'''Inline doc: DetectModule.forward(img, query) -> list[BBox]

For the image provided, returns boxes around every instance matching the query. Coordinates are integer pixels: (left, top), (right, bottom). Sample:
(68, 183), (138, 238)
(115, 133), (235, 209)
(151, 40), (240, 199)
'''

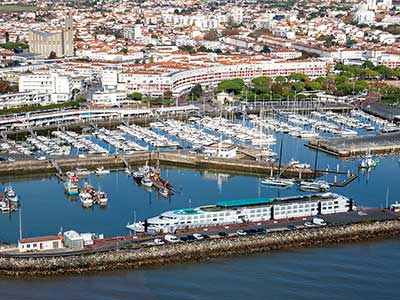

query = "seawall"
(1, 220), (399, 277)
(0, 152), (320, 179)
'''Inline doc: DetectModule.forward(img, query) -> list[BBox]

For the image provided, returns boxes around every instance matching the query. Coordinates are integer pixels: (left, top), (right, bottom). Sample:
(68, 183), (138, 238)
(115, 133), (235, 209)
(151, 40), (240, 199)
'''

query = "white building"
(91, 91), (129, 106)
(229, 7), (244, 24)
(63, 230), (96, 249)
(123, 24), (143, 40)
(18, 235), (64, 253)
(203, 142), (238, 158)
(0, 91), (51, 109)
(19, 72), (73, 103)
(101, 70), (119, 92)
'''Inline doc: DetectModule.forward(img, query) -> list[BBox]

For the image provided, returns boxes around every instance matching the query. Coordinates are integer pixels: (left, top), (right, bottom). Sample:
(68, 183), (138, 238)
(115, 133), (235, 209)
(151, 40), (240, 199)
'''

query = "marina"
(0, 109), (398, 276)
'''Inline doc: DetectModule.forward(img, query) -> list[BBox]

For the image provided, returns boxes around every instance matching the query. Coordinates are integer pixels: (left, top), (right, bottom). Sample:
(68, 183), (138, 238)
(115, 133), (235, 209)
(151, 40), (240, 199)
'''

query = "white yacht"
(299, 180), (330, 192)
(95, 167), (110, 175)
(127, 193), (355, 233)
(261, 178), (294, 188)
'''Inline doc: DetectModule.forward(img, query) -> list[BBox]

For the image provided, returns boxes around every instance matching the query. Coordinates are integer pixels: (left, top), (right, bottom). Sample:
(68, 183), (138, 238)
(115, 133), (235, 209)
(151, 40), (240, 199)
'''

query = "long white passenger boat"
(127, 193), (355, 233)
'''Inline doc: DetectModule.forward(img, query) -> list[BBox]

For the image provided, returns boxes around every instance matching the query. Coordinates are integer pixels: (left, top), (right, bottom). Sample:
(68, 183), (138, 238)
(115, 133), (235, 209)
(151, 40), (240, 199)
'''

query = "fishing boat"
(141, 177), (153, 188)
(261, 178), (294, 188)
(127, 193), (355, 233)
(133, 170), (145, 183)
(95, 167), (110, 175)
(4, 186), (19, 203)
(96, 191), (108, 205)
(66, 171), (79, 182)
(79, 192), (93, 207)
(150, 171), (174, 194)
(133, 164), (155, 183)
(159, 187), (170, 197)
(299, 180), (330, 192)
(64, 180), (79, 195)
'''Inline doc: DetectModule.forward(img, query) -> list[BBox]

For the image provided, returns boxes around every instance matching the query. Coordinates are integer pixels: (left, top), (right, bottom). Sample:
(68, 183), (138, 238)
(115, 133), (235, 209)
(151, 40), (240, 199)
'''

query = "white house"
(18, 235), (64, 253)
(203, 142), (238, 158)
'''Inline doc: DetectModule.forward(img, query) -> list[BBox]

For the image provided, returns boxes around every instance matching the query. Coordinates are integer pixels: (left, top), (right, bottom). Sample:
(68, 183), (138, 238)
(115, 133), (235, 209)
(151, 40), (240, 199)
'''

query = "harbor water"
(1, 114), (400, 299)
(0, 239), (399, 300)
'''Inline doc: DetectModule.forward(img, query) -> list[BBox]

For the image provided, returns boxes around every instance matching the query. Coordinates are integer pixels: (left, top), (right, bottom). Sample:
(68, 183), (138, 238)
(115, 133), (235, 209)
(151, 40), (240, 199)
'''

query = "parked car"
(245, 229), (257, 235)
(193, 233), (204, 240)
(218, 231), (228, 237)
(304, 221), (317, 227)
(154, 238), (165, 245)
(256, 228), (267, 234)
(236, 229), (247, 236)
(165, 234), (180, 243)
(186, 235), (196, 241)
(287, 224), (297, 231)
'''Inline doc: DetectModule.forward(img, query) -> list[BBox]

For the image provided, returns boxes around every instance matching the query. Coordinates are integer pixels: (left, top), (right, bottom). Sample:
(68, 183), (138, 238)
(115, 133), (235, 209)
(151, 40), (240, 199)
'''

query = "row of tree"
(215, 63), (400, 102)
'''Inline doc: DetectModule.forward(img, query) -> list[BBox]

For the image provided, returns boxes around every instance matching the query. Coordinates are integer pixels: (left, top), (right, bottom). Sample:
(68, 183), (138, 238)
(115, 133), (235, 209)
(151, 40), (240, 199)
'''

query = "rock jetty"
(1, 220), (399, 277)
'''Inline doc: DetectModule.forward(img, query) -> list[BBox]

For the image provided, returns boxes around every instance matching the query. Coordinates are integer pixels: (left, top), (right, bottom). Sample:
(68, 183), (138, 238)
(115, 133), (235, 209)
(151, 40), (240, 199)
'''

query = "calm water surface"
(0, 239), (399, 300)
(0, 127), (399, 299)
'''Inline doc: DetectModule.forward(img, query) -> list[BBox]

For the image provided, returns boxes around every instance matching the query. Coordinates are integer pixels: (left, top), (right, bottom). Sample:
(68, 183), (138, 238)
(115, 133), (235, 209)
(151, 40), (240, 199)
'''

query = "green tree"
(362, 61), (374, 69)
(217, 78), (244, 94)
(335, 75), (349, 84)
(129, 92), (142, 100)
(188, 84), (203, 99)
(354, 80), (368, 93)
(292, 82), (305, 92)
(374, 65), (395, 79)
(120, 48), (128, 54)
(307, 81), (321, 91)
(363, 69), (379, 79)
(288, 73), (309, 82)
(274, 76), (286, 83)
(251, 76), (272, 94)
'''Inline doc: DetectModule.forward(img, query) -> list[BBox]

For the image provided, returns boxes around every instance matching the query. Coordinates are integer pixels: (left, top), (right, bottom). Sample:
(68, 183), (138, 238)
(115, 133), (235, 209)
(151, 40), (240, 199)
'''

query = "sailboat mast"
(277, 139), (283, 177)
(313, 143), (319, 179)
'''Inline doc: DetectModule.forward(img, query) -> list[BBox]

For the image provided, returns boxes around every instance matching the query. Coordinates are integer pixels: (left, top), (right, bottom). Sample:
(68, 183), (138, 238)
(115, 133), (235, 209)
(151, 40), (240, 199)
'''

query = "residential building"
(19, 72), (74, 103)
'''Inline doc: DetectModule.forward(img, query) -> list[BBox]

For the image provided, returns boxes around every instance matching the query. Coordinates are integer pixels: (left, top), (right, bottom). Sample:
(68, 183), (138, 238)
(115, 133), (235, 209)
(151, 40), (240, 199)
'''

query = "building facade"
(29, 11), (74, 58)
(19, 72), (74, 103)
(18, 235), (64, 252)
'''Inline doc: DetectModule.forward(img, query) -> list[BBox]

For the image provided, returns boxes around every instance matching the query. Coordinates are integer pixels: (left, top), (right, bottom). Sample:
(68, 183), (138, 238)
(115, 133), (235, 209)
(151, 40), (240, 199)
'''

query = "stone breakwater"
(1, 220), (400, 278)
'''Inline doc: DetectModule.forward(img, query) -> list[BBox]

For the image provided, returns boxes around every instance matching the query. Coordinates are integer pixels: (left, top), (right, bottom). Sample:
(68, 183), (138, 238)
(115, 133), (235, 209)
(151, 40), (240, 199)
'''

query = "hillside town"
(0, 0), (399, 110)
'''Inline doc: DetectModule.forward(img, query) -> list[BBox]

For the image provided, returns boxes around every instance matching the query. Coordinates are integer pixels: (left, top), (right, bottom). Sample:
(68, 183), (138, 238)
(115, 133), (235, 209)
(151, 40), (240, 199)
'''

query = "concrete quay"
(307, 132), (400, 157)
(0, 151), (321, 179)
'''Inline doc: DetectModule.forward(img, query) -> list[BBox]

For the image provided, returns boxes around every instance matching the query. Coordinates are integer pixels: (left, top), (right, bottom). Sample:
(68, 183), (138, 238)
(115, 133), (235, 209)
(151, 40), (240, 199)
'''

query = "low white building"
(18, 235), (64, 253)
(215, 92), (234, 104)
(91, 91), (129, 106)
(19, 72), (73, 103)
(0, 92), (51, 109)
(203, 142), (238, 158)
(63, 230), (96, 249)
